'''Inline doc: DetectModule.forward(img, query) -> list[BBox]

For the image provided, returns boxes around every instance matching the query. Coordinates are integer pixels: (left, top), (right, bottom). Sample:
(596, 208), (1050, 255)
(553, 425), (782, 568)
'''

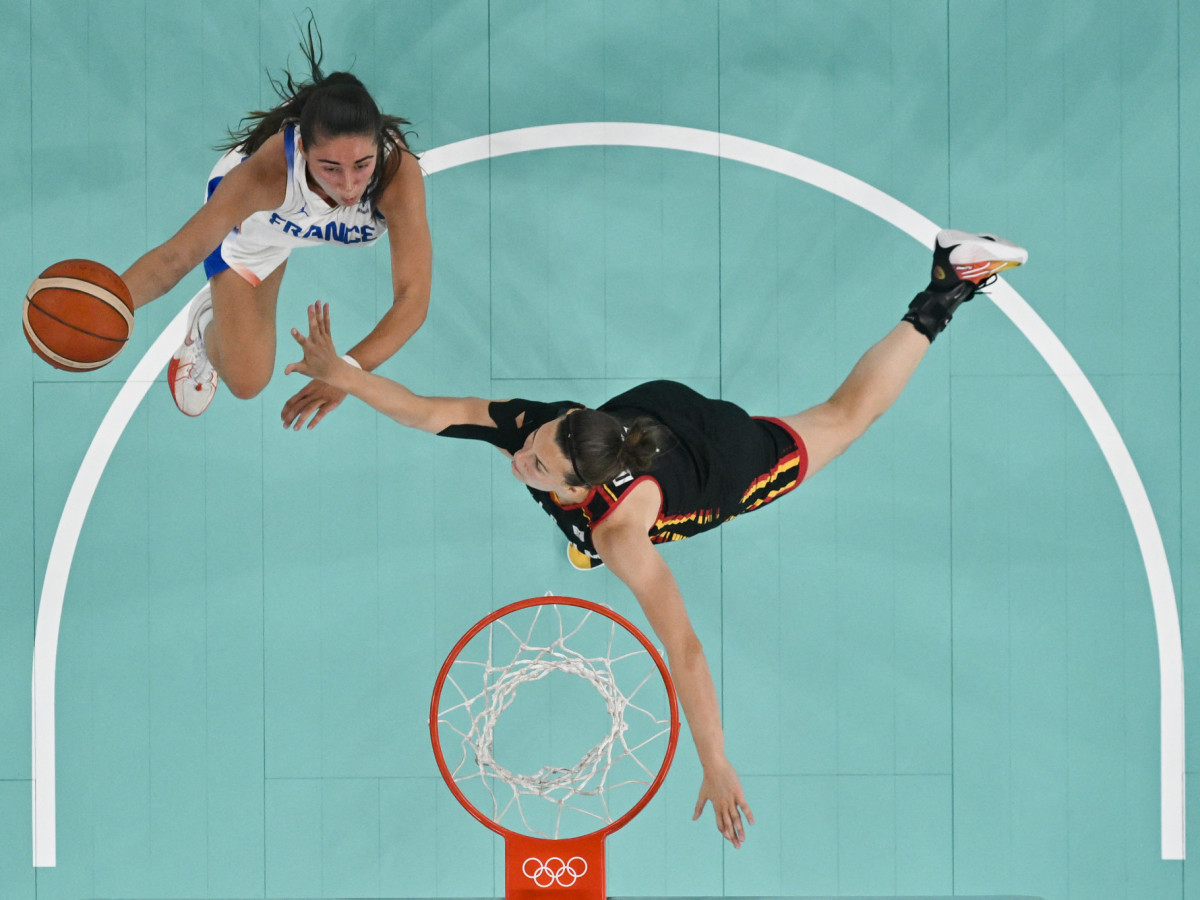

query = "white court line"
(31, 299), (189, 868)
(31, 123), (1184, 865)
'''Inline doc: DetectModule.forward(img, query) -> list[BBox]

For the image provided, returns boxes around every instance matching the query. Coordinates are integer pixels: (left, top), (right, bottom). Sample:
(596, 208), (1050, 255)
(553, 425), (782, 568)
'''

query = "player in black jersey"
(285, 229), (1027, 848)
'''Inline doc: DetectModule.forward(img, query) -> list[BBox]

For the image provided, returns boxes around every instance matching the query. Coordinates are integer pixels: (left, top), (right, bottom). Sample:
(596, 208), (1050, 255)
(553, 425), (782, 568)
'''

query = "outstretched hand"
(285, 302), (340, 382)
(694, 759), (754, 848)
(282, 302), (349, 430)
(281, 378), (348, 430)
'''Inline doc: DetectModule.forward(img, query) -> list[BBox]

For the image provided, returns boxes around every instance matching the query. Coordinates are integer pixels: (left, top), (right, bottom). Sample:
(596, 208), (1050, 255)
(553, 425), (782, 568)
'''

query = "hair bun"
(557, 411), (672, 487)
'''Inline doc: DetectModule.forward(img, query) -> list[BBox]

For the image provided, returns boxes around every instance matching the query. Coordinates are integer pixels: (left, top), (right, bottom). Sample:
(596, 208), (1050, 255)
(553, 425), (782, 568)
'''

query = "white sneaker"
(167, 286), (218, 417)
(905, 229), (1028, 340)
(934, 229), (1028, 286)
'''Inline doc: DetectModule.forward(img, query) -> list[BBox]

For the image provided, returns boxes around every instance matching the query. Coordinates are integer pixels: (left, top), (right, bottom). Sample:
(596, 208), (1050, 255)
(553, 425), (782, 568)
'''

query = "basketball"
(23, 259), (134, 372)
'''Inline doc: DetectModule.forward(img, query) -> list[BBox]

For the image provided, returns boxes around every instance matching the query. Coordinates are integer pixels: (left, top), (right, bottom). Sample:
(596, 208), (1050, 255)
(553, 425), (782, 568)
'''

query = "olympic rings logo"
(522, 855), (588, 887)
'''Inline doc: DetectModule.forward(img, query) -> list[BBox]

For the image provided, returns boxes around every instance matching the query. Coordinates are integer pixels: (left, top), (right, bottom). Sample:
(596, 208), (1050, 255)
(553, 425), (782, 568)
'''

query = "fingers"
(723, 796), (753, 848)
(285, 328), (308, 376)
(283, 350), (307, 378)
(290, 397), (323, 430)
(694, 775), (753, 847)
(724, 816), (744, 849)
(286, 304), (333, 382)
(280, 389), (312, 429)
(280, 401), (302, 429)
(280, 383), (344, 430)
(291, 393), (323, 430)
(305, 393), (344, 429)
(305, 301), (330, 340)
(717, 807), (744, 849)
(697, 790), (753, 848)
(740, 798), (755, 827)
(306, 403), (331, 430)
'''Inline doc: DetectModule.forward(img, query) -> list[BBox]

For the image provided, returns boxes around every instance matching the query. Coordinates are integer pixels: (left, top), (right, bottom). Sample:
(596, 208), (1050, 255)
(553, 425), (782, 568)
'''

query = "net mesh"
(435, 602), (673, 839)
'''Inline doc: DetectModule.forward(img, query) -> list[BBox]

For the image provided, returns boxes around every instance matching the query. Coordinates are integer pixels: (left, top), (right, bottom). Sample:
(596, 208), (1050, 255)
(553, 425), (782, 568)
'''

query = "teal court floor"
(2, 2), (1197, 898)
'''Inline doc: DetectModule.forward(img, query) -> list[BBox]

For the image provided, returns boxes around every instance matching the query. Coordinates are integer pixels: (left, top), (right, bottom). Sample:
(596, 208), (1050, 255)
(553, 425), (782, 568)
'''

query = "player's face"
(511, 417), (578, 493)
(304, 133), (378, 207)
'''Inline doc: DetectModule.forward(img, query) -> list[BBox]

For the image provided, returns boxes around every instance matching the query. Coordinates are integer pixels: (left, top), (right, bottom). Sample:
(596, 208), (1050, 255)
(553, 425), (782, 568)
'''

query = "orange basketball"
(24, 259), (134, 371)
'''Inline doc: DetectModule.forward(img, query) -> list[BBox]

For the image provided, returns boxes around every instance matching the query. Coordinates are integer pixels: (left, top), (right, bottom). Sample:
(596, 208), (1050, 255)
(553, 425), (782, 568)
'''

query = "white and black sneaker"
(904, 229), (1027, 341)
(931, 229), (1027, 288)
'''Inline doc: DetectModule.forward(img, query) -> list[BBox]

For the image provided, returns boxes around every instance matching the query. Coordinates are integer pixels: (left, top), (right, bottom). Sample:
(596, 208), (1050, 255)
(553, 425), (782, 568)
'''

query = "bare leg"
(205, 262), (286, 399)
(783, 229), (1028, 481)
(781, 322), (928, 481)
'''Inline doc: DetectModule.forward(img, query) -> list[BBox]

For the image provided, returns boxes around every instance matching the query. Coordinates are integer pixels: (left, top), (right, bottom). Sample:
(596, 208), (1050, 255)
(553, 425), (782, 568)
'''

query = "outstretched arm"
(285, 301), (491, 433)
(592, 484), (754, 849)
(347, 151), (433, 367)
(281, 152), (433, 428)
(121, 132), (288, 309)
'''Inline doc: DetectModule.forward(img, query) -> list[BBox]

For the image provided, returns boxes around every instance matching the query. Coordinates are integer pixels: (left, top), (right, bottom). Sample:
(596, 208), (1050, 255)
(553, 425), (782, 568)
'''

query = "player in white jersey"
(119, 17), (431, 426)
(202, 123), (389, 285)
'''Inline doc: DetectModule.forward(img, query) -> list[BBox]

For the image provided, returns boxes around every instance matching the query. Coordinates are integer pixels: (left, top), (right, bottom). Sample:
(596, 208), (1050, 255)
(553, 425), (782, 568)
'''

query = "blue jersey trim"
(284, 124), (296, 174)
(203, 246), (230, 280)
(203, 172), (231, 278)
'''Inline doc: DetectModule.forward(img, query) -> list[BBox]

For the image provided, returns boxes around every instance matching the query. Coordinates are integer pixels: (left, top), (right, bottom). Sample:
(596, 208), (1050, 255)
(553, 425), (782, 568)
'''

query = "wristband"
(342, 354), (362, 370)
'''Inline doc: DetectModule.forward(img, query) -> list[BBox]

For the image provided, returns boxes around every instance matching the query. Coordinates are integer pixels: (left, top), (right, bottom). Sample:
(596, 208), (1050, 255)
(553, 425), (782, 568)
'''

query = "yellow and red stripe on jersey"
(739, 447), (804, 513)
(651, 507), (721, 543)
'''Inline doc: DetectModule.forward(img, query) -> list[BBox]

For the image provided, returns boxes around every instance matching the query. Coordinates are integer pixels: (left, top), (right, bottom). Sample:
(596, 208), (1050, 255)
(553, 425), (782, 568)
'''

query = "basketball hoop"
(430, 596), (680, 900)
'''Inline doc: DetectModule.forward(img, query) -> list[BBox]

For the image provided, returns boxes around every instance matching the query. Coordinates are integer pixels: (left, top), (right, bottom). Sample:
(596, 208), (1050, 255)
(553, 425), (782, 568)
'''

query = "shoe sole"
(952, 257), (1024, 284)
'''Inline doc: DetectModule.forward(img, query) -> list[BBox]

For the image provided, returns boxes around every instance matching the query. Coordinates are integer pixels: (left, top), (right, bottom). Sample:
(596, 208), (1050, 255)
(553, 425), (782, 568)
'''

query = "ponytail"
(218, 13), (413, 206)
(555, 410), (673, 488)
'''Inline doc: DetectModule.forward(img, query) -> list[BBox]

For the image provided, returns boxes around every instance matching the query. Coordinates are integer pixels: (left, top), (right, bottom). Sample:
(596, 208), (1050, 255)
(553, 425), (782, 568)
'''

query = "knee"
(208, 340), (273, 399)
(220, 367), (272, 400)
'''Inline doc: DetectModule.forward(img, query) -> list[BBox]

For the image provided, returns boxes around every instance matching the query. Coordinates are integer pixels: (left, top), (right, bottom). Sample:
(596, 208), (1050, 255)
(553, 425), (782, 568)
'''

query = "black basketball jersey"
(438, 380), (806, 564)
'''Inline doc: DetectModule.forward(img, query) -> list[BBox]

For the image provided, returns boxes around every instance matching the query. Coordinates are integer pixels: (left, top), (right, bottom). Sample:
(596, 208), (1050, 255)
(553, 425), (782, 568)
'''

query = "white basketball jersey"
(208, 124), (388, 284)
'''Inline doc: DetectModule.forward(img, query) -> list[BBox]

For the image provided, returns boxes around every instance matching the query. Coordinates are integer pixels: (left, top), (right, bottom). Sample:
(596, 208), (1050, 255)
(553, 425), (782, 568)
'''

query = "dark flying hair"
(218, 12), (413, 207)
(555, 409), (674, 488)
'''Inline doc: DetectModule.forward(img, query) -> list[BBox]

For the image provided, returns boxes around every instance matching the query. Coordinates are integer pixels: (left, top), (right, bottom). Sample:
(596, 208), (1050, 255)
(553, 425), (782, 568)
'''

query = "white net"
(435, 601), (674, 839)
